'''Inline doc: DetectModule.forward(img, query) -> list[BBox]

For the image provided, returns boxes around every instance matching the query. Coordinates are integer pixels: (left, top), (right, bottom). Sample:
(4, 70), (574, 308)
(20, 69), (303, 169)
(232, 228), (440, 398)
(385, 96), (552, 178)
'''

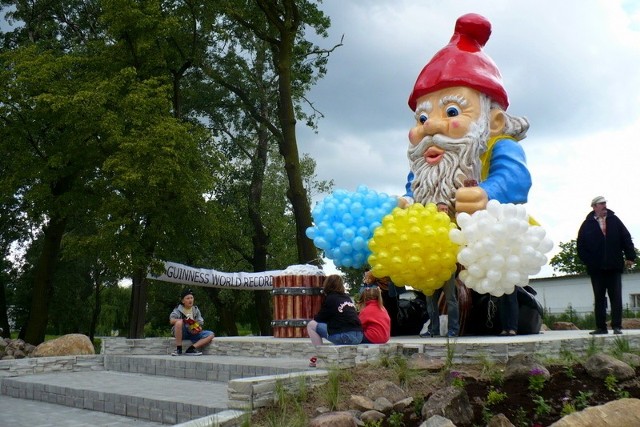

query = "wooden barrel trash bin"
(271, 274), (324, 338)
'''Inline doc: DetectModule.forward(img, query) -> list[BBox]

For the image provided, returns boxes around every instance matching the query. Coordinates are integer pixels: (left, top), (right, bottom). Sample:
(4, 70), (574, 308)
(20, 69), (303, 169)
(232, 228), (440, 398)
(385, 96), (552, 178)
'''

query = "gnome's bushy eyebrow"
(414, 101), (432, 114)
(440, 94), (468, 107)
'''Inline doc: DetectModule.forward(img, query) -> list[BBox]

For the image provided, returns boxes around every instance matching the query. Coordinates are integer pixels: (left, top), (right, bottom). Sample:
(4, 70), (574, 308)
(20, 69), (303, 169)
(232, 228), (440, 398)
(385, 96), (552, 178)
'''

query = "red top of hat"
(408, 13), (509, 111)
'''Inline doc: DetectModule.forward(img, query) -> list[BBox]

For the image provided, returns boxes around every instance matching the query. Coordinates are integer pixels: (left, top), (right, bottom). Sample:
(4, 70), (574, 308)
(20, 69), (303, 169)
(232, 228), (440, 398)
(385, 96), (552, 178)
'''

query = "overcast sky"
(297, 0), (640, 278)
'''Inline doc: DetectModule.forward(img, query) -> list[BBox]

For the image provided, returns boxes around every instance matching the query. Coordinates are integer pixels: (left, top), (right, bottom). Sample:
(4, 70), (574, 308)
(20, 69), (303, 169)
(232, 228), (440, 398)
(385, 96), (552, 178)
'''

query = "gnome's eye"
(445, 106), (460, 117)
(418, 113), (428, 124)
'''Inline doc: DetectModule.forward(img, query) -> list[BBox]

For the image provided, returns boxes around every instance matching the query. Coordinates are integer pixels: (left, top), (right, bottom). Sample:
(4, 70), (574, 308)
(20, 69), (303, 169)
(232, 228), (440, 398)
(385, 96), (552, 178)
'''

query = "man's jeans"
(425, 274), (459, 336)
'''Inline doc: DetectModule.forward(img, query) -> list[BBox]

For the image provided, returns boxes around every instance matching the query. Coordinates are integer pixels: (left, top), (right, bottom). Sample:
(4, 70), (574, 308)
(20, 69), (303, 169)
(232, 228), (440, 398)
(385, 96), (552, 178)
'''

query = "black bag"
(465, 287), (543, 336)
(394, 291), (428, 335)
(516, 286), (543, 334)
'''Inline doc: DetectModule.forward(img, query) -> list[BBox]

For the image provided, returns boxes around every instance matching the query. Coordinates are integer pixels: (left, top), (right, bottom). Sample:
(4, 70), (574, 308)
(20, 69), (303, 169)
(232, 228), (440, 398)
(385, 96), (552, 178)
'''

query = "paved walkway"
(0, 354), (311, 426)
(0, 394), (164, 427)
(5, 370), (230, 408)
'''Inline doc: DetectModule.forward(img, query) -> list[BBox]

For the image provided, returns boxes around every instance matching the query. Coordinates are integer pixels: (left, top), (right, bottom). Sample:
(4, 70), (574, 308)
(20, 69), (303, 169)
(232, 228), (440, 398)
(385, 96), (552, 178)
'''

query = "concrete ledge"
(174, 410), (247, 427)
(228, 370), (329, 410)
(100, 337), (406, 368)
(100, 332), (640, 366)
(0, 355), (104, 378)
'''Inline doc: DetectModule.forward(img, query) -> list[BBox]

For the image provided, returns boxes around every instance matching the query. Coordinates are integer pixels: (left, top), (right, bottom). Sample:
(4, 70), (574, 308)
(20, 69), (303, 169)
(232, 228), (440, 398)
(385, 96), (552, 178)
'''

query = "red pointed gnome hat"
(408, 13), (508, 111)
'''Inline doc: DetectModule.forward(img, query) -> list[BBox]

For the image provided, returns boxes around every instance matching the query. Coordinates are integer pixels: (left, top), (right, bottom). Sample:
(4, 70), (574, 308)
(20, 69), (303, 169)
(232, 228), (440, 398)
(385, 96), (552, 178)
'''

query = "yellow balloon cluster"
(368, 203), (459, 295)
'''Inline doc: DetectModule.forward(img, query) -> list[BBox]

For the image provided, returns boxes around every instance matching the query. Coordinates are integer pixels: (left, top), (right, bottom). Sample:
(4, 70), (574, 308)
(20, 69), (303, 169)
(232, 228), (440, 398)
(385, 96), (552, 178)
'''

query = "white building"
(529, 271), (640, 316)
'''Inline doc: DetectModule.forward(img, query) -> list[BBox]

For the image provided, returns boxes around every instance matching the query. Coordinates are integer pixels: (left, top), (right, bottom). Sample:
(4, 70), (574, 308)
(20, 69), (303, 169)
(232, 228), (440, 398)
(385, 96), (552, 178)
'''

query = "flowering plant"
(528, 368), (547, 393)
(450, 371), (465, 389)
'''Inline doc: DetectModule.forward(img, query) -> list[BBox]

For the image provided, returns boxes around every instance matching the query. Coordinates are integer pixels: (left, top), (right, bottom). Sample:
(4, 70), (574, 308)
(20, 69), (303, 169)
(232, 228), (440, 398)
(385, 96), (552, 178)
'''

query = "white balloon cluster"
(449, 199), (554, 297)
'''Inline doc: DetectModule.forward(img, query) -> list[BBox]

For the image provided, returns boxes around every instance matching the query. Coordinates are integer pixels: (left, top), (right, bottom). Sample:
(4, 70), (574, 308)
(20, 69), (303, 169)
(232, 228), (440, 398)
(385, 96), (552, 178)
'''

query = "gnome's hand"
(397, 196), (412, 209)
(455, 186), (488, 215)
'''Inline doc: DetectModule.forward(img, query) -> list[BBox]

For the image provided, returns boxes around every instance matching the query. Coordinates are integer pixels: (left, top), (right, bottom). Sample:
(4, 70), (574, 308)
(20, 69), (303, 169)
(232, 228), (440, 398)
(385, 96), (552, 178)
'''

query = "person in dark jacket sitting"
(307, 275), (363, 367)
(577, 196), (636, 335)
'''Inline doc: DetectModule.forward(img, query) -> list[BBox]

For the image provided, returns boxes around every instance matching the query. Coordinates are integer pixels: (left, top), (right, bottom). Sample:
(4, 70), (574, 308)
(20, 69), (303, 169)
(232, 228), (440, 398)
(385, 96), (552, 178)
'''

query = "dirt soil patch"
(250, 362), (640, 426)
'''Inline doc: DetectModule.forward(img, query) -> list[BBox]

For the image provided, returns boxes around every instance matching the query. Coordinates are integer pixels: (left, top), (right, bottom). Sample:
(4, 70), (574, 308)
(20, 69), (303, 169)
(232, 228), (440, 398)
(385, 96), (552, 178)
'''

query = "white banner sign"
(147, 261), (283, 290)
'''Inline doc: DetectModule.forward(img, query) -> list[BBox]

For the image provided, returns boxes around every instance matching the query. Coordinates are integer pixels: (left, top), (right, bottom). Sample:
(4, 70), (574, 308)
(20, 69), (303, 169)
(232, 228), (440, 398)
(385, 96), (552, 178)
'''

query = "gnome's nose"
(423, 117), (446, 135)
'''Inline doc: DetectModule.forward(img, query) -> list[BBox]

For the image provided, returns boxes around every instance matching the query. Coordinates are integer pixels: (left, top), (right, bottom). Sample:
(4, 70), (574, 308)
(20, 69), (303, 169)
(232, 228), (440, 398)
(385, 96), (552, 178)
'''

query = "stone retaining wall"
(100, 335), (640, 366)
(100, 337), (403, 368)
(0, 355), (104, 378)
(228, 370), (329, 410)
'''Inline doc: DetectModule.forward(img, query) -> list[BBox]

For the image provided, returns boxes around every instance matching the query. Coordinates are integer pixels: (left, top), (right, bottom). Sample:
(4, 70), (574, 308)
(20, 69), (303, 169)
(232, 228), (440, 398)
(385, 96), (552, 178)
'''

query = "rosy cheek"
(451, 120), (460, 129)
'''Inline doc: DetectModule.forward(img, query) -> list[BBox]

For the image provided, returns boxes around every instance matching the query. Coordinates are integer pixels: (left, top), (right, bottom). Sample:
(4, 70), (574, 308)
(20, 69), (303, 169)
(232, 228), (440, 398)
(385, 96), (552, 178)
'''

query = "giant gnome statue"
(401, 13), (532, 215)
(397, 13), (544, 337)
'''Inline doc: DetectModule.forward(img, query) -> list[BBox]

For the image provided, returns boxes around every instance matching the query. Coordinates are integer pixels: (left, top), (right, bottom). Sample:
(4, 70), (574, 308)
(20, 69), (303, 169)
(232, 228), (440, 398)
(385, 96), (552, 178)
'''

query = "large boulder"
(33, 334), (95, 357)
(621, 318), (640, 329)
(487, 413), (515, 427)
(504, 353), (550, 381)
(421, 415), (457, 427)
(364, 380), (408, 404)
(309, 411), (357, 427)
(584, 353), (635, 381)
(421, 386), (474, 425)
(552, 321), (579, 330)
(549, 398), (640, 427)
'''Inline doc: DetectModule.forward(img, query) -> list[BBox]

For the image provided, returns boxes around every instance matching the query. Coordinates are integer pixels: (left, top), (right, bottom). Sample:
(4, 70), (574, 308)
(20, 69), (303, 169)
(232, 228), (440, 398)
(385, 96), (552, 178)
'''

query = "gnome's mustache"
(408, 133), (473, 162)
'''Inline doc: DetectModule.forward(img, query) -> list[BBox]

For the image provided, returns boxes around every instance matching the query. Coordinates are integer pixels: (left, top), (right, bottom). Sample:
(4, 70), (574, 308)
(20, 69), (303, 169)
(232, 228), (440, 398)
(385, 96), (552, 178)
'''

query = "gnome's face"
(407, 86), (489, 210)
(409, 86), (483, 147)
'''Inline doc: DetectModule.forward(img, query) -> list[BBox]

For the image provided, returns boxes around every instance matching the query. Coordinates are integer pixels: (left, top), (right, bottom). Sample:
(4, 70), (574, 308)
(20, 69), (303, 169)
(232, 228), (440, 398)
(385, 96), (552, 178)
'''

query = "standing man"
(577, 196), (636, 335)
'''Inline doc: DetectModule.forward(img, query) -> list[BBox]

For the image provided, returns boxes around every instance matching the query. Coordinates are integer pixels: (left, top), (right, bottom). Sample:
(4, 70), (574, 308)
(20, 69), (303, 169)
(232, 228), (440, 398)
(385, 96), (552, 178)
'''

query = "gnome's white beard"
(408, 121), (488, 211)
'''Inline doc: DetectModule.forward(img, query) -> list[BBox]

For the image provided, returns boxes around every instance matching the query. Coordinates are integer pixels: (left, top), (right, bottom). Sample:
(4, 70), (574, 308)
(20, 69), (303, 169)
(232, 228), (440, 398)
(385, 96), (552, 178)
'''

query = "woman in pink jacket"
(359, 286), (391, 344)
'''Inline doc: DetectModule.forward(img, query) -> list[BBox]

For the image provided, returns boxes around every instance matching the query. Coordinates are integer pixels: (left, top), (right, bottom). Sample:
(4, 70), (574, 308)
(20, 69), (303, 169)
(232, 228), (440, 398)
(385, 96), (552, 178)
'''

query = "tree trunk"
(206, 288), (239, 336)
(248, 55), (273, 335)
(24, 215), (67, 345)
(127, 270), (148, 338)
(274, 31), (318, 266)
(253, 290), (272, 336)
(0, 281), (11, 338)
(89, 275), (102, 342)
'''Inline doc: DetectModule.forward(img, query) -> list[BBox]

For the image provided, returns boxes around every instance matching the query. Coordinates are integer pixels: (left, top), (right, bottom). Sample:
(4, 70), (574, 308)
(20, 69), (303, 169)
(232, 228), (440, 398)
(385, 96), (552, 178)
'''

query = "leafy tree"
(0, 1), (219, 342)
(0, 42), (115, 344)
(1, 0), (339, 341)
(97, 0), (222, 338)
(180, 1), (336, 333)
(549, 240), (587, 275)
(49, 214), (122, 341)
(550, 240), (640, 275)
(211, 0), (339, 265)
(96, 285), (131, 336)
(0, 157), (23, 337)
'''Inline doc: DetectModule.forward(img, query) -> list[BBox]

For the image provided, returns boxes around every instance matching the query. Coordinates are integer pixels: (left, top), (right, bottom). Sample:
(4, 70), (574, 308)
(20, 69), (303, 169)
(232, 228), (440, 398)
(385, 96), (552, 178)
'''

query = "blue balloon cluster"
(306, 185), (398, 268)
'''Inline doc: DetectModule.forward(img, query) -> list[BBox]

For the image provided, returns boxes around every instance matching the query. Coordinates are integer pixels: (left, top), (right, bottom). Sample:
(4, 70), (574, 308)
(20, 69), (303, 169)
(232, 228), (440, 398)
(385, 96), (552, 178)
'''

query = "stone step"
(102, 336), (319, 360)
(1, 369), (228, 425)
(104, 354), (314, 381)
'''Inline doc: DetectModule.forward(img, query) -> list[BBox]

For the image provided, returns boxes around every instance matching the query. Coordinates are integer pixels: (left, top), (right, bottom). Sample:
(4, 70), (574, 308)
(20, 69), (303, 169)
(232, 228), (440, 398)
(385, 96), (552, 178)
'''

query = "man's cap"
(408, 13), (508, 111)
(180, 288), (194, 299)
(591, 196), (607, 206)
